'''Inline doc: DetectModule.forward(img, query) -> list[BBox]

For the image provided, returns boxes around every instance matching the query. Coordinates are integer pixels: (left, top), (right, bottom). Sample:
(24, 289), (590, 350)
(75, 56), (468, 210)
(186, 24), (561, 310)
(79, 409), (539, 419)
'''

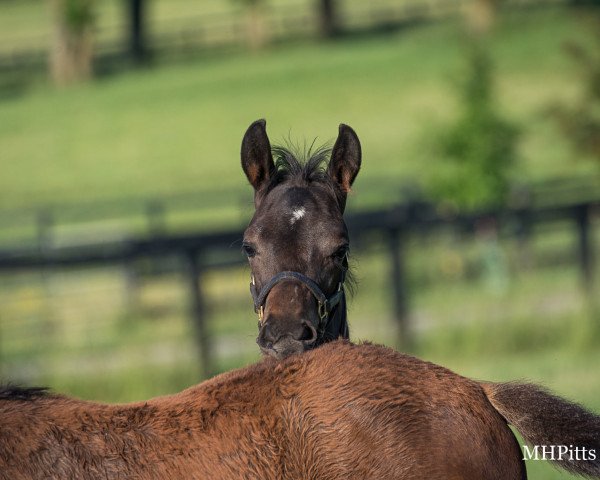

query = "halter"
(250, 269), (348, 339)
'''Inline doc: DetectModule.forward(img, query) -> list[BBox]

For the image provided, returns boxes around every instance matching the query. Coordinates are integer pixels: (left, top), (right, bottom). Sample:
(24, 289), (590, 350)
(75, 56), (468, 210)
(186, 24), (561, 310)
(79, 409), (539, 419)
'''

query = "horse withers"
(1, 341), (599, 479)
(241, 120), (360, 359)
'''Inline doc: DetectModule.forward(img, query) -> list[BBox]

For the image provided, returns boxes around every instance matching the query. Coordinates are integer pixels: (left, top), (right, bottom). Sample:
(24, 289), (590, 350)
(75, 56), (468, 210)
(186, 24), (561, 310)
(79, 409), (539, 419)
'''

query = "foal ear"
(328, 124), (362, 196)
(241, 119), (275, 193)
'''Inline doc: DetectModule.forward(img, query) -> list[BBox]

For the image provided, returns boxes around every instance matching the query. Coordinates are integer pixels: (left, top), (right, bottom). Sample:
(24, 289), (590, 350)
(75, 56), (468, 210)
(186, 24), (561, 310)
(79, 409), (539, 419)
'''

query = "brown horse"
(241, 120), (360, 359)
(1, 341), (599, 479)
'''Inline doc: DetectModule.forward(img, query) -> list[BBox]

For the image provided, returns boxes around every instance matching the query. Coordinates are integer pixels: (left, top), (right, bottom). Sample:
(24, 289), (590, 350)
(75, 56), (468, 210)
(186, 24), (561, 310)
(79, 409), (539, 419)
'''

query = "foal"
(1, 341), (599, 479)
(241, 120), (360, 359)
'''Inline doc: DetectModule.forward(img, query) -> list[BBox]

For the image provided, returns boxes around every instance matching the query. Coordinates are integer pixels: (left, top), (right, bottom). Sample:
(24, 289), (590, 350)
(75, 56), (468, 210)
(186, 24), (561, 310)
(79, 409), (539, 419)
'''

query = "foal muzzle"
(250, 271), (345, 336)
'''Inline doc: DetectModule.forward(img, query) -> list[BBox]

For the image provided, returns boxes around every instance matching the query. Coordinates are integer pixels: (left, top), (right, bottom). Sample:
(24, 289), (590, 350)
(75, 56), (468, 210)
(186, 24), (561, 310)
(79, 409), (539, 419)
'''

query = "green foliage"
(430, 45), (519, 211)
(551, 19), (600, 164)
(63, 0), (95, 32)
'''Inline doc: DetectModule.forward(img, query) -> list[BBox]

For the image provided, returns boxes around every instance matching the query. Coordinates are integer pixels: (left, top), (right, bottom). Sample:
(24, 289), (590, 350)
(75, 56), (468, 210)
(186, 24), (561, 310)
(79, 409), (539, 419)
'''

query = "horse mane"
(0, 384), (51, 401)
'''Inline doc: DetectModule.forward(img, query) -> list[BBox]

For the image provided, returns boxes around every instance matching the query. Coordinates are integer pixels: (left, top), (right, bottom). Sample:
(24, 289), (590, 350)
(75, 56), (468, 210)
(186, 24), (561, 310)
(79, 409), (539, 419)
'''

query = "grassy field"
(1, 6), (599, 213)
(1, 5), (600, 479)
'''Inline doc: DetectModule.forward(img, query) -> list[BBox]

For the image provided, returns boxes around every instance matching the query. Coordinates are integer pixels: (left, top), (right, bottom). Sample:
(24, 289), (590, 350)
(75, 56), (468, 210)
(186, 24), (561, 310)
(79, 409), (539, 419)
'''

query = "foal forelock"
(259, 144), (344, 207)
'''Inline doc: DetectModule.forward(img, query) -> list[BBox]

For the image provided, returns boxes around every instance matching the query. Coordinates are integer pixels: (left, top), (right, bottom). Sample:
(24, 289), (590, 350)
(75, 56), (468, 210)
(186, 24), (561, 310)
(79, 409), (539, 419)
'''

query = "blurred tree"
(50, 0), (95, 86)
(551, 23), (600, 166)
(318, 0), (339, 38)
(235, 0), (269, 51)
(431, 3), (518, 294)
(428, 0), (517, 211)
(550, 18), (600, 339)
(464, 0), (499, 37)
(429, 45), (519, 211)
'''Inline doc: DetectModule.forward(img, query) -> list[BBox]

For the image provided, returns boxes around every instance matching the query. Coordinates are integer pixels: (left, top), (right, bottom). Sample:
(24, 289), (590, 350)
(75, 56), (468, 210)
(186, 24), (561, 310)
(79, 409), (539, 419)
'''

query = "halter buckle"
(318, 301), (328, 321)
(258, 305), (264, 324)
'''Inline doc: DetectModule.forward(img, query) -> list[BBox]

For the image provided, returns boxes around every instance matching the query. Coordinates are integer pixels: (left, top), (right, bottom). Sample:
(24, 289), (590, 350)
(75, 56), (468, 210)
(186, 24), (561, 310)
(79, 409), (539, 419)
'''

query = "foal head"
(241, 120), (361, 359)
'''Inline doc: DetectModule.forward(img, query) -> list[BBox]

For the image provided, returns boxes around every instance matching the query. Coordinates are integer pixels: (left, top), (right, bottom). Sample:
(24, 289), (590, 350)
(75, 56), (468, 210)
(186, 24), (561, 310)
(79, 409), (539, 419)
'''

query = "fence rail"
(1, 196), (597, 376)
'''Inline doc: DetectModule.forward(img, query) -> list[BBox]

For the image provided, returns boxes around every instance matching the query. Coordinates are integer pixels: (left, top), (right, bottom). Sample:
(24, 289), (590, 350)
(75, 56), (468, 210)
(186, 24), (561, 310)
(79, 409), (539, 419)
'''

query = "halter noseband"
(250, 270), (346, 335)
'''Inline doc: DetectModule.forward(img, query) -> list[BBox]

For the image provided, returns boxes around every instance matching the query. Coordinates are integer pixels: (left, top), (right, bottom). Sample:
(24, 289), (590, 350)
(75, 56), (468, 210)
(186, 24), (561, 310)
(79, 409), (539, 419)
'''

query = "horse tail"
(481, 381), (600, 478)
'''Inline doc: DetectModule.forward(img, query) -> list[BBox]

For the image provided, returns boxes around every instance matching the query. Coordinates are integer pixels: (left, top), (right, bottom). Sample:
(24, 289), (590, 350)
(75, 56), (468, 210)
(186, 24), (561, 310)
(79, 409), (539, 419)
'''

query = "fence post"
(513, 187), (533, 272)
(185, 249), (211, 379)
(129, 0), (148, 64)
(36, 209), (54, 252)
(388, 227), (411, 351)
(575, 203), (595, 293)
(319, 0), (339, 38)
(146, 200), (166, 236)
(36, 209), (55, 325)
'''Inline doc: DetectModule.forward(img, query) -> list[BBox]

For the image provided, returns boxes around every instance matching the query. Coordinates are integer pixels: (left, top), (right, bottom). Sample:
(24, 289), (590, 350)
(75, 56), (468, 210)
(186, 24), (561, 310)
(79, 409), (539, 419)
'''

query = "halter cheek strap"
(250, 271), (346, 335)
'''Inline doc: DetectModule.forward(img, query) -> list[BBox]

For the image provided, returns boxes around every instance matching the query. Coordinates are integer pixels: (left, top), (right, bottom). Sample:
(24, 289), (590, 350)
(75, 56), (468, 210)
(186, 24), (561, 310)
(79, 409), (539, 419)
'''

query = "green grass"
(1, 6), (599, 215)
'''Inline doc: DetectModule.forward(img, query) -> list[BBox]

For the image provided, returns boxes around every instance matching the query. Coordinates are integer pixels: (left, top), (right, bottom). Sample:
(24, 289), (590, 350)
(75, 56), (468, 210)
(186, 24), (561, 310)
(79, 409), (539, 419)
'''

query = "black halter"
(250, 270), (349, 341)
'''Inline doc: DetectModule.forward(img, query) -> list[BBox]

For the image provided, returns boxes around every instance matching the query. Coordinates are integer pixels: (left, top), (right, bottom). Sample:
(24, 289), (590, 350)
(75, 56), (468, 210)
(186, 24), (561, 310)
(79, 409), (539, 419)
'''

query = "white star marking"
(290, 207), (306, 225)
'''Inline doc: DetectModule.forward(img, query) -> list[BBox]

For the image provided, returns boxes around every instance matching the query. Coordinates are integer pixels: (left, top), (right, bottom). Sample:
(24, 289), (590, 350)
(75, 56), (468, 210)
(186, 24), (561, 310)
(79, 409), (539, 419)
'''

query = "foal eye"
(332, 245), (349, 262)
(242, 243), (257, 258)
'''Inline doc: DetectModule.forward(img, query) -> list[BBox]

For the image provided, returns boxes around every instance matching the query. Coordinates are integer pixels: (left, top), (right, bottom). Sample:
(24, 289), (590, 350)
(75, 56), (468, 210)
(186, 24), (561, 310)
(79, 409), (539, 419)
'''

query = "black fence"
(1, 195), (597, 377)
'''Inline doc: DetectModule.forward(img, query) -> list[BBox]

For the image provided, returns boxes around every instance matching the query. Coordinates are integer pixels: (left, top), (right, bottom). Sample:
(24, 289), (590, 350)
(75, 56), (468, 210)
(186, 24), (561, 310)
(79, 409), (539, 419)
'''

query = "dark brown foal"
(241, 120), (359, 358)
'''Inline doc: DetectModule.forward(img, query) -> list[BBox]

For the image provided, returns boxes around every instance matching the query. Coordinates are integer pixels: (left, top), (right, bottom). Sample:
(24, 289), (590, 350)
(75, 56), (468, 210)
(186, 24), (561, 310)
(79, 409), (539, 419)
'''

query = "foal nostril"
(257, 323), (277, 349)
(257, 319), (317, 352)
(299, 322), (317, 344)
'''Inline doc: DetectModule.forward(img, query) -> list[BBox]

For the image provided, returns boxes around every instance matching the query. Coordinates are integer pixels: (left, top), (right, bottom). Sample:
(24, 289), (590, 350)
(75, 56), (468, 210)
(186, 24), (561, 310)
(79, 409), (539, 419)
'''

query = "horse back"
(283, 342), (526, 480)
